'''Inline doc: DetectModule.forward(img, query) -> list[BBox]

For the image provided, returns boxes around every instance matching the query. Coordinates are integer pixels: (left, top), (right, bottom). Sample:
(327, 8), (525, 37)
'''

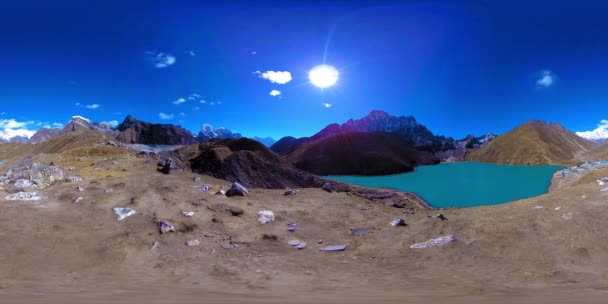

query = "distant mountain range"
(270, 110), (496, 174)
(23, 115), (276, 147)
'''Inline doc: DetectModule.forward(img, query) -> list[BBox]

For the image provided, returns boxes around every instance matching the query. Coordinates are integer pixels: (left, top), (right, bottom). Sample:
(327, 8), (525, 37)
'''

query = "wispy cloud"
(1, 112), (5, 115)
(51, 122), (64, 128)
(86, 104), (100, 109)
(159, 112), (174, 120)
(75, 102), (81, 107)
(576, 119), (608, 141)
(199, 99), (206, 104)
(269, 90), (281, 97)
(0, 118), (36, 140)
(322, 103), (333, 108)
(186, 50), (196, 57)
(536, 70), (556, 88)
(255, 70), (292, 84)
(146, 51), (176, 68)
(173, 98), (186, 105)
(187, 93), (201, 101)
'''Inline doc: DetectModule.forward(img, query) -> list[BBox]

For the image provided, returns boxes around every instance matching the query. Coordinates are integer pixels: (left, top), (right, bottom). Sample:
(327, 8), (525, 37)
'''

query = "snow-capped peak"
(576, 120), (608, 141)
(71, 115), (91, 123)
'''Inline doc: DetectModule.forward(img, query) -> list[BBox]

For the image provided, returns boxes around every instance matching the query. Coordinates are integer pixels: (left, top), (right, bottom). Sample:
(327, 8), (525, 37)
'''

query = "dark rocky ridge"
(286, 131), (440, 175)
(186, 138), (329, 189)
(116, 115), (196, 145)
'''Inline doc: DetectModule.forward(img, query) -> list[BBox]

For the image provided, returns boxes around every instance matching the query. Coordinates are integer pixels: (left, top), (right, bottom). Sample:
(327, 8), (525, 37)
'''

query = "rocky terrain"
(285, 132), (439, 175)
(2, 131), (608, 303)
(271, 110), (494, 174)
(115, 115), (197, 145)
(467, 120), (596, 165)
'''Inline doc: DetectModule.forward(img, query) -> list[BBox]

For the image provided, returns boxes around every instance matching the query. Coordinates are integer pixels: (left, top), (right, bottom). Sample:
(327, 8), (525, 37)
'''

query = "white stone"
(5, 191), (41, 201)
(410, 235), (457, 249)
(113, 207), (136, 221)
(257, 210), (275, 224)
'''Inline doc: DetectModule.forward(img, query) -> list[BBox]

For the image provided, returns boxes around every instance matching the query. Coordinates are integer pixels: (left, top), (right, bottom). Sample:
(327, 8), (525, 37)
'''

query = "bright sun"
(309, 64), (339, 88)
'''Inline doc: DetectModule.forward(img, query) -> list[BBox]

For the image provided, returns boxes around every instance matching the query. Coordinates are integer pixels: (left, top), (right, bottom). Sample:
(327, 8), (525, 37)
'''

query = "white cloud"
(0, 119), (36, 140)
(322, 103), (333, 108)
(256, 70), (292, 84)
(251, 51), (257, 55)
(199, 99), (206, 104)
(101, 120), (119, 127)
(217, 101), (222, 105)
(269, 90), (281, 96)
(159, 112), (174, 120)
(75, 102), (81, 107)
(187, 93), (201, 101)
(147, 51), (176, 68)
(51, 122), (64, 128)
(86, 104), (100, 109)
(210, 102), (215, 106)
(536, 70), (556, 88)
(576, 119), (608, 141)
(173, 98), (186, 105)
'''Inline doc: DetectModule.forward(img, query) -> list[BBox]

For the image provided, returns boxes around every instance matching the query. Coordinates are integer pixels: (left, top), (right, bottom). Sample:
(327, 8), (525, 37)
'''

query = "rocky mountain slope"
(271, 110), (448, 156)
(116, 115), (196, 145)
(466, 120), (595, 165)
(285, 132), (439, 175)
(183, 138), (330, 189)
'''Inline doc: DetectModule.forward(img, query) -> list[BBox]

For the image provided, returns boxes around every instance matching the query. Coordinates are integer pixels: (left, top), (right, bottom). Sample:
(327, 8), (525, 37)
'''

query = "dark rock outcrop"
(188, 138), (328, 189)
(116, 115), (196, 145)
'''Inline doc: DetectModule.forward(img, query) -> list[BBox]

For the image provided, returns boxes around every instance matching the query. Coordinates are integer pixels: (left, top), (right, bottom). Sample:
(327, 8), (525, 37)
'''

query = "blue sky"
(1, 0), (608, 141)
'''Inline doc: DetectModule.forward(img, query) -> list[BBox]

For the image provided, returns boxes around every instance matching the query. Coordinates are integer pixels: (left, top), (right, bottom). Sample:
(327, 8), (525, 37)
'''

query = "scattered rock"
(66, 176), (83, 183)
(262, 234), (278, 241)
(104, 188), (114, 193)
(193, 177), (201, 182)
(159, 221), (176, 233)
(562, 213), (573, 220)
(149, 241), (159, 251)
(31, 179), (44, 187)
(410, 235), (456, 249)
(351, 226), (374, 235)
(555, 206), (562, 211)
(288, 240), (301, 246)
(322, 182), (333, 193)
(390, 202), (405, 208)
(601, 187), (608, 192)
(226, 182), (248, 197)
(14, 179), (34, 188)
(113, 207), (136, 221)
(391, 218), (406, 226)
(111, 161), (119, 165)
(295, 242), (306, 250)
(288, 222), (297, 232)
(181, 211), (195, 217)
(185, 239), (200, 247)
(434, 213), (448, 221)
(77, 186), (85, 192)
(284, 190), (298, 196)
(197, 184), (211, 192)
(106, 141), (118, 147)
(320, 245), (347, 252)
(257, 210), (275, 224)
(73, 196), (84, 204)
(158, 159), (173, 175)
(4, 191), (41, 201)
(215, 189), (226, 196)
(534, 206), (544, 209)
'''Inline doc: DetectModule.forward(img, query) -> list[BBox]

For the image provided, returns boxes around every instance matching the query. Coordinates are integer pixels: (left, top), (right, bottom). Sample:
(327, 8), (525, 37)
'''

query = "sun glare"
(309, 64), (339, 88)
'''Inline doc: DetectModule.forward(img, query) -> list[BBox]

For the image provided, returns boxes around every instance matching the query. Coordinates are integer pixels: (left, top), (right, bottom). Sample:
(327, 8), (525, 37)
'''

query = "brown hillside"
(285, 131), (439, 176)
(466, 120), (595, 165)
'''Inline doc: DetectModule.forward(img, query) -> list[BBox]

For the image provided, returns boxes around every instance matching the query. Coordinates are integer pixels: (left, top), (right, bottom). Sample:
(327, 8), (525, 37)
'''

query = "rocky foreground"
(2, 137), (608, 303)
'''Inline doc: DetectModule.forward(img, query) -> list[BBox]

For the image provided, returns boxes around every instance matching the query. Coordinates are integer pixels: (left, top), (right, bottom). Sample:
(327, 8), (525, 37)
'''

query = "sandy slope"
(2, 144), (608, 303)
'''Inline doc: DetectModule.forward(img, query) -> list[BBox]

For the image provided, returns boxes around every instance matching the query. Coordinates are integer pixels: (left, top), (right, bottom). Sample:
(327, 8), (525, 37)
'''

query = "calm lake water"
(326, 162), (563, 208)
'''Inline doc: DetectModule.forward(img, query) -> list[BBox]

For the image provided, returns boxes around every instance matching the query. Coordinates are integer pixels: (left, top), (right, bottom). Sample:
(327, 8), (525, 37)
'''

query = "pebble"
(185, 239), (200, 247)
(73, 196), (84, 204)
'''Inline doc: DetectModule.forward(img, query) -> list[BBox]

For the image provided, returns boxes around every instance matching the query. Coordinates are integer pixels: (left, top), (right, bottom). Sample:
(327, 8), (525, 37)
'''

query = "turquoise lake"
(326, 162), (563, 208)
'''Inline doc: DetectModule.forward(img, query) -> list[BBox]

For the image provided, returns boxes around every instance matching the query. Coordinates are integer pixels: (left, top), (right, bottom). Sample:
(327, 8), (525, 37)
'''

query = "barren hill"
(466, 120), (595, 165)
(285, 132), (439, 175)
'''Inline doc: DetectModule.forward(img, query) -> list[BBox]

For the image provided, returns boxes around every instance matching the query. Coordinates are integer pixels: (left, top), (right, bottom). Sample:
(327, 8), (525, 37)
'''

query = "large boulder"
(226, 182), (248, 197)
